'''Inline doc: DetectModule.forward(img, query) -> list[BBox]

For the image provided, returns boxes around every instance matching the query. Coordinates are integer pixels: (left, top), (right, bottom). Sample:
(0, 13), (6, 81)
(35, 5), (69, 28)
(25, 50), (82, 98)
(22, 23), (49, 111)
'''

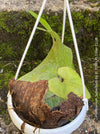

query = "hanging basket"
(7, 91), (88, 134)
(7, 0), (89, 133)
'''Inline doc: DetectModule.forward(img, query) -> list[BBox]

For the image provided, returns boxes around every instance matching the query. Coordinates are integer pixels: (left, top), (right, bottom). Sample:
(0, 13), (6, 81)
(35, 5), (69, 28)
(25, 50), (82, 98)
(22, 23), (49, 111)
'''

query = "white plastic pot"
(7, 91), (88, 134)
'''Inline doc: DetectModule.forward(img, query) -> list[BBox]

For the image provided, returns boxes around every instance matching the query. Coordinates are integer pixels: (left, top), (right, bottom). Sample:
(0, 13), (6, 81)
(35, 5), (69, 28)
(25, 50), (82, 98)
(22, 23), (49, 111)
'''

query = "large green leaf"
(18, 11), (90, 104)
(48, 67), (91, 99)
(19, 38), (73, 82)
(19, 12), (74, 82)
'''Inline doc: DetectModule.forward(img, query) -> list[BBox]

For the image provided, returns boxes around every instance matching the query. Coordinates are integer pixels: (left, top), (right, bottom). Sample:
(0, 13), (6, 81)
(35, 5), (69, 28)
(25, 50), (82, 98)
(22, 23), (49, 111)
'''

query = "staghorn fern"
(18, 11), (91, 108)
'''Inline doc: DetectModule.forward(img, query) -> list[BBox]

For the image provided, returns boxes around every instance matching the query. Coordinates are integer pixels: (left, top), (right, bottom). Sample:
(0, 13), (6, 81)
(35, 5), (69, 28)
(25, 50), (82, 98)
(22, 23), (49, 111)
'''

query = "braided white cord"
(15, 0), (47, 80)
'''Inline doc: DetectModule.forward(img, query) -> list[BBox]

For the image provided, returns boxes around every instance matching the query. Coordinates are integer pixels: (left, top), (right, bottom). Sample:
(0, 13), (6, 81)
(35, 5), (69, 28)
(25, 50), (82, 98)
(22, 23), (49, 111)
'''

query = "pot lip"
(7, 91), (88, 134)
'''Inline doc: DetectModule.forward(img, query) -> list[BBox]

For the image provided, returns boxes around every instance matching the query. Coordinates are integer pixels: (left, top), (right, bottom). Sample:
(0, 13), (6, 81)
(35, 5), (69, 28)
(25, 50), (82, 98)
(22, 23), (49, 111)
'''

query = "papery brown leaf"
(8, 79), (83, 129)
(8, 78), (49, 126)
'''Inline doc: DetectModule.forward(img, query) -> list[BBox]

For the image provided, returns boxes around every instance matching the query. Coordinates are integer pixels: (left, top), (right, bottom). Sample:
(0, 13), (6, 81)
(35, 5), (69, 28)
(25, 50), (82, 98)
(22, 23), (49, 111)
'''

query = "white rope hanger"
(62, 0), (67, 43)
(65, 0), (86, 100)
(62, 0), (88, 107)
(15, 0), (88, 106)
(15, 0), (47, 80)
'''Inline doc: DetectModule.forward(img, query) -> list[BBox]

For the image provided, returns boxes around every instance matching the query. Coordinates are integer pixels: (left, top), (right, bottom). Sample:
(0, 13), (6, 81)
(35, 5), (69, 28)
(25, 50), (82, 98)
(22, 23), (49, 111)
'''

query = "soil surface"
(0, 0), (99, 12)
